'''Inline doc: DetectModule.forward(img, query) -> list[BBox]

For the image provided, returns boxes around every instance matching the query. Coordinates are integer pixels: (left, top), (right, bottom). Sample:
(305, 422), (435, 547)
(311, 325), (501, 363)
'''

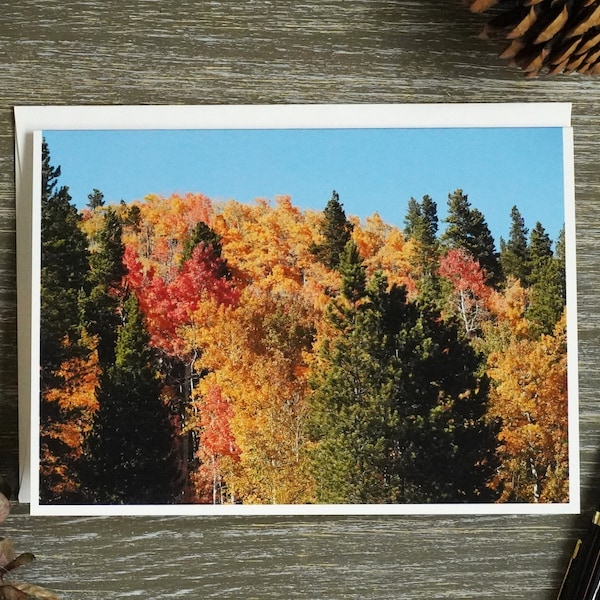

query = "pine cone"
(468, 0), (600, 75)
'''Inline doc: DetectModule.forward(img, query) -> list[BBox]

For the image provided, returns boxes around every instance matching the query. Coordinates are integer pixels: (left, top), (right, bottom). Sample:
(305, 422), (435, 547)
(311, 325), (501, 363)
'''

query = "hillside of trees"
(39, 140), (568, 506)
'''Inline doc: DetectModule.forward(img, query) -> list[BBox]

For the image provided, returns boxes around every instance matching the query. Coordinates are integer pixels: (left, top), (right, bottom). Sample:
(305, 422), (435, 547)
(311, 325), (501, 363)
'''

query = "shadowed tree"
(40, 139), (90, 381)
(82, 206), (126, 367)
(308, 245), (499, 503)
(82, 292), (180, 504)
(39, 140), (92, 502)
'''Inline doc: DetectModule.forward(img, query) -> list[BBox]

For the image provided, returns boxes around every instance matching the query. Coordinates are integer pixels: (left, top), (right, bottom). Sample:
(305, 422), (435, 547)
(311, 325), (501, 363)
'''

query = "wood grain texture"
(1, 1), (599, 598)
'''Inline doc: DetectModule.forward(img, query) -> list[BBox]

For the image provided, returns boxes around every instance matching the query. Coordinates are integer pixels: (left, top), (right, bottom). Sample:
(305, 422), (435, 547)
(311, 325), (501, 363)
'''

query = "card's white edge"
(563, 126), (580, 514)
(13, 103), (572, 132)
(29, 501), (578, 518)
(28, 132), (42, 508)
(15, 122), (32, 503)
(15, 103), (578, 516)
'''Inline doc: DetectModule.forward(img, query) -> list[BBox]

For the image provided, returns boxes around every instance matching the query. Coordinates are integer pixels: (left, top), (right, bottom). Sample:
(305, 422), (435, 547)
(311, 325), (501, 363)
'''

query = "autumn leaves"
(39, 148), (568, 505)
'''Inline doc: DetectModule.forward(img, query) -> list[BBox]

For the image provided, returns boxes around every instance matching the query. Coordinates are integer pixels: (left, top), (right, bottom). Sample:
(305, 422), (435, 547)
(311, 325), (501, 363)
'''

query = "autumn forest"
(39, 139), (568, 506)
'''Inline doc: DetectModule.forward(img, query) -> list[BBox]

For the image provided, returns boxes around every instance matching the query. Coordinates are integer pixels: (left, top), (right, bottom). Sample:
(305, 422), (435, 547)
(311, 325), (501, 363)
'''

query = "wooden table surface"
(1, 2), (600, 598)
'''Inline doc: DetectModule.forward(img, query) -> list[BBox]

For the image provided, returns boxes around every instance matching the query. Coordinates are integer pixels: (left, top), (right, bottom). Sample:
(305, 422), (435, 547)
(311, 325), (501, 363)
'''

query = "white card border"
(14, 103), (578, 516)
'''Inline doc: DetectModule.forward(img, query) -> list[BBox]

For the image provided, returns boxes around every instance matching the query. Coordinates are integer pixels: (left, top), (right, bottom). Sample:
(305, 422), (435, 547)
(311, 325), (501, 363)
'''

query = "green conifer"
(308, 259), (499, 503)
(403, 195), (442, 307)
(527, 223), (565, 335)
(82, 292), (180, 504)
(40, 140), (90, 379)
(442, 189), (500, 285)
(311, 190), (354, 270)
(499, 205), (530, 284)
(82, 206), (126, 367)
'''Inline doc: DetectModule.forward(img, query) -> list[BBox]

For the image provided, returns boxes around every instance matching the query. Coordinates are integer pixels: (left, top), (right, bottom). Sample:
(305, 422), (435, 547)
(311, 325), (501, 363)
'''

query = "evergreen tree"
(308, 257), (499, 503)
(39, 140), (92, 502)
(82, 292), (180, 504)
(404, 194), (438, 246)
(403, 195), (442, 306)
(527, 223), (565, 335)
(86, 188), (105, 210)
(311, 190), (354, 270)
(182, 221), (222, 261)
(338, 239), (366, 307)
(82, 206), (127, 367)
(442, 189), (501, 285)
(42, 139), (61, 200)
(180, 220), (230, 279)
(528, 221), (553, 271)
(40, 140), (90, 380)
(499, 205), (530, 284)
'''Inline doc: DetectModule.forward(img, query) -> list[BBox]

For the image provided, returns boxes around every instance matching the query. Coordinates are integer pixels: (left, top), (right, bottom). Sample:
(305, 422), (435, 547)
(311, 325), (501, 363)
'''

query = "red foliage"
(123, 243), (239, 356)
(192, 383), (240, 503)
(438, 248), (492, 335)
(438, 248), (490, 297)
(196, 383), (240, 461)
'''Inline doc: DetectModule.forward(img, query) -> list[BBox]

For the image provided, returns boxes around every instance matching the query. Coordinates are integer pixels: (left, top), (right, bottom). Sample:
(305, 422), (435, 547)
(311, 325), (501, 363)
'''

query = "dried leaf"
(0, 585), (29, 600)
(3, 554), (35, 574)
(9, 583), (60, 600)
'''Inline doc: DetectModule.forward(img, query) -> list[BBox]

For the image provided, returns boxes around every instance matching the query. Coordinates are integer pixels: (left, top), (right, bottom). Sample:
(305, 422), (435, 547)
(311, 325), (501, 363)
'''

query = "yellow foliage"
(487, 313), (568, 502)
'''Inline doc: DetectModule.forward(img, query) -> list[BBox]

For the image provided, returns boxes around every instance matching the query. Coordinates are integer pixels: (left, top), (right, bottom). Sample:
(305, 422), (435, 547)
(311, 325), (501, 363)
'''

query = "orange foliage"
(487, 313), (568, 503)
(212, 196), (318, 293)
(353, 213), (414, 292)
(188, 287), (315, 504)
(41, 336), (101, 495)
(487, 277), (532, 339)
(123, 192), (214, 276)
(46, 190), (569, 506)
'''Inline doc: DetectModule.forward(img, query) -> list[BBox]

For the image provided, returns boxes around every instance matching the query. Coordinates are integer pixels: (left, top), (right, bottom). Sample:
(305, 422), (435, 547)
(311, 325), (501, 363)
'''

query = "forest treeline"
(39, 140), (568, 506)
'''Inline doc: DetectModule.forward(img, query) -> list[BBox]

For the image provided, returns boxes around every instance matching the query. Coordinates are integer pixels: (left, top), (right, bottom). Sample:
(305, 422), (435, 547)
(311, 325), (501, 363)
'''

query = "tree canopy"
(39, 142), (569, 507)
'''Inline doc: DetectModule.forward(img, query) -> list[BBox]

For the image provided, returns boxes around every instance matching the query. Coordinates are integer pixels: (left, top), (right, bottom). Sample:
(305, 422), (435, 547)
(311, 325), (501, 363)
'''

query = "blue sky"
(43, 126), (566, 248)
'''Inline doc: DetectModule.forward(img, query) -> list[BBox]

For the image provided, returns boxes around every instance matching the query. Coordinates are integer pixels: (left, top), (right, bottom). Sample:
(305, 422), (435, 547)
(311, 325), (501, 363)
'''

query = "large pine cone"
(468, 0), (600, 75)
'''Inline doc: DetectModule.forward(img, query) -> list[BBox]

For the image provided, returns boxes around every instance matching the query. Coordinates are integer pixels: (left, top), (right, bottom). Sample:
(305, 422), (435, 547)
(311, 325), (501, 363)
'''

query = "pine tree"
(403, 195), (442, 306)
(404, 194), (438, 246)
(527, 223), (565, 335)
(180, 220), (229, 279)
(40, 140), (90, 380)
(86, 189), (105, 210)
(310, 190), (354, 270)
(42, 139), (61, 200)
(39, 140), (92, 502)
(499, 205), (530, 284)
(338, 239), (366, 307)
(442, 189), (501, 286)
(308, 257), (499, 503)
(528, 221), (553, 271)
(307, 269), (406, 503)
(82, 292), (180, 504)
(82, 206), (127, 367)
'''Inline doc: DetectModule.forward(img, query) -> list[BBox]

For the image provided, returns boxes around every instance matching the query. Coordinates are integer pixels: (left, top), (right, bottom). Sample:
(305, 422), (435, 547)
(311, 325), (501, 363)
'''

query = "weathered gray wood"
(0, 1), (598, 597)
